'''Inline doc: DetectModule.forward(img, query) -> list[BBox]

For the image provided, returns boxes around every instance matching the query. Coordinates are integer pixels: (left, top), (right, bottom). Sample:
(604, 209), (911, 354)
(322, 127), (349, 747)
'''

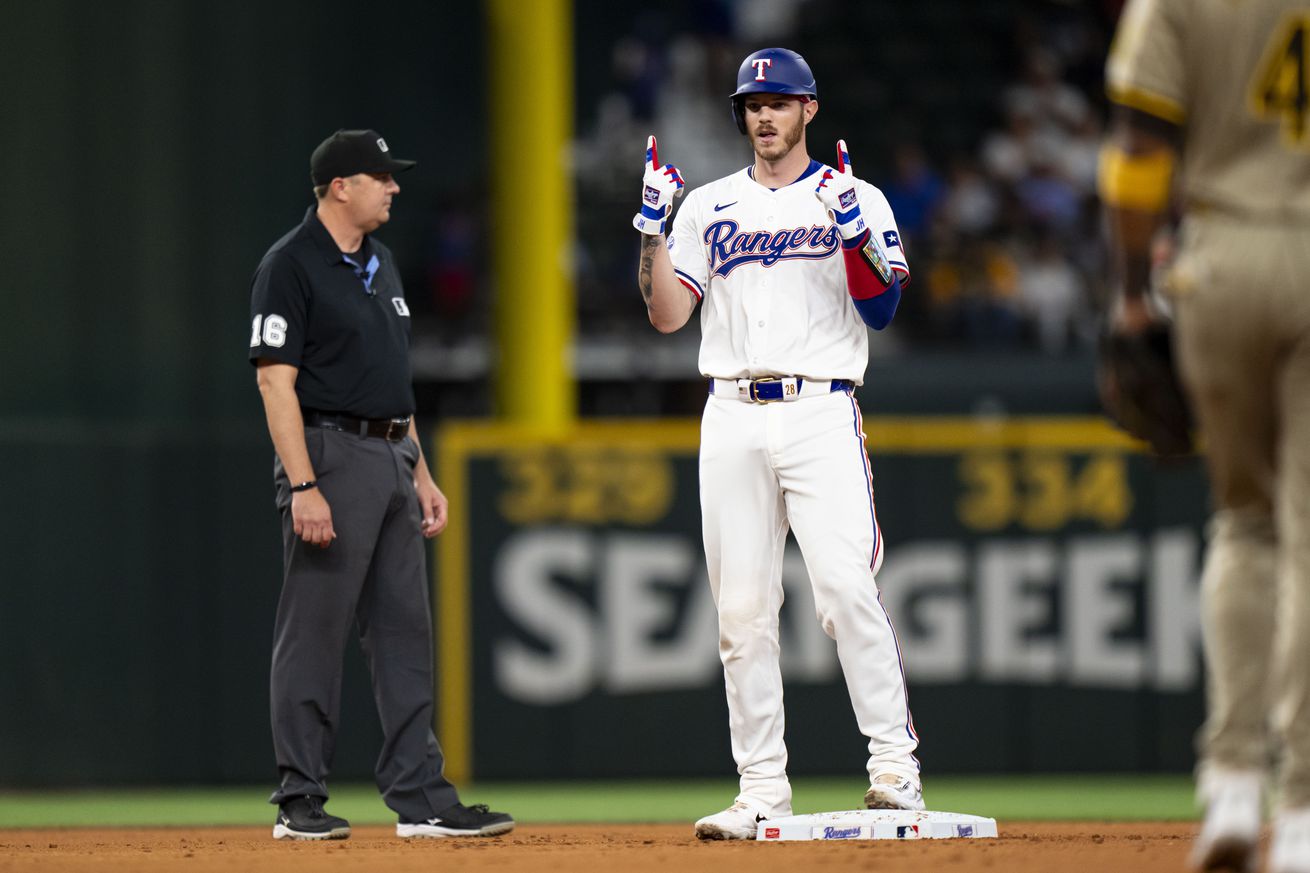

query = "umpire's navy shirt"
(248, 206), (415, 419)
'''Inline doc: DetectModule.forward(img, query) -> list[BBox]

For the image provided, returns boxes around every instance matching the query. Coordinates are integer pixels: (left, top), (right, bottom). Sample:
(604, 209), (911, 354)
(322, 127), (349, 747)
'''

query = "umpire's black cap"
(310, 129), (416, 185)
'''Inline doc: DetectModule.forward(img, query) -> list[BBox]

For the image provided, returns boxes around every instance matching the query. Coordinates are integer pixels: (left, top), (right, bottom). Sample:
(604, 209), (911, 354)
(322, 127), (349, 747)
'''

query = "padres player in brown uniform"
(1102, 2), (1310, 871)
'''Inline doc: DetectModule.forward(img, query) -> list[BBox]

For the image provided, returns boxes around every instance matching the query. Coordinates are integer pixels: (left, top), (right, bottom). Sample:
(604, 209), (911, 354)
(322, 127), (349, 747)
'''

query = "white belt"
(708, 377), (855, 403)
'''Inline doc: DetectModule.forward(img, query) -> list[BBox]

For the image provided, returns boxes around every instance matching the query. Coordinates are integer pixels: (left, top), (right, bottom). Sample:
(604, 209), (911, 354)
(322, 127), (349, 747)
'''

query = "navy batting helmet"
(730, 47), (818, 135)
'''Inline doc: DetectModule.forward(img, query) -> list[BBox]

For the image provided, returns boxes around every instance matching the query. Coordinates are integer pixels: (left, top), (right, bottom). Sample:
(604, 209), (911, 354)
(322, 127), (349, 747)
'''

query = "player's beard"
(752, 113), (805, 162)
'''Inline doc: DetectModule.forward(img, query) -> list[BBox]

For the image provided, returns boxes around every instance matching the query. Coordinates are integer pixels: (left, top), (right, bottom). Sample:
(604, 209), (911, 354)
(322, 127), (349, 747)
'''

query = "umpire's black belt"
(303, 410), (411, 441)
(708, 377), (856, 403)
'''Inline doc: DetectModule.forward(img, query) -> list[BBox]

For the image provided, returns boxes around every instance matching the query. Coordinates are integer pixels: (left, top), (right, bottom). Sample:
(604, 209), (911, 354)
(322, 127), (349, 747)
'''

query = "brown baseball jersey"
(1107, 0), (1310, 220)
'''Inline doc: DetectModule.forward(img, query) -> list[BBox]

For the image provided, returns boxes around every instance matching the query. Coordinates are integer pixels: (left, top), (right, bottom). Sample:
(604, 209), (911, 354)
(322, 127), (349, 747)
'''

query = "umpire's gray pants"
(268, 426), (458, 821)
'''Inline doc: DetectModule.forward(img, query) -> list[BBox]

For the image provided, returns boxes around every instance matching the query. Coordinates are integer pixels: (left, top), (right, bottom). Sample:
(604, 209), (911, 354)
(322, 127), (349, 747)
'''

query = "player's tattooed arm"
(636, 233), (696, 333)
(638, 233), (660, 304)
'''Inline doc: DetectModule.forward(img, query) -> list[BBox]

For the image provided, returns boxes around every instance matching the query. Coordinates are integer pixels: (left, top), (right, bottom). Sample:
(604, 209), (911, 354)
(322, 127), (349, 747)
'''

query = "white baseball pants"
(699, 386), (919, 816)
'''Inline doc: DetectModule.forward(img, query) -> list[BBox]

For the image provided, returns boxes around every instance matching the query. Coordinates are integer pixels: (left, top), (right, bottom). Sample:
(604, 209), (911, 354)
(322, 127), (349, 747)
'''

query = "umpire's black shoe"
(272, 795), (351, 840)
(396, 802), (515, 838)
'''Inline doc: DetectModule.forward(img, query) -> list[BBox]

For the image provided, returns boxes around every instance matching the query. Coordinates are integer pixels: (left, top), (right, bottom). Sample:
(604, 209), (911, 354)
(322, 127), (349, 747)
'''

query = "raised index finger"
(836, 139), (849, 174)
(646, 135), (661, 170)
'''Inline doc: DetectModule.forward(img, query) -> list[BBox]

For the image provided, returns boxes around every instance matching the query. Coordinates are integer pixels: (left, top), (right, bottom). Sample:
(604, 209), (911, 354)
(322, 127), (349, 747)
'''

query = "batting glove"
(633, 135), (685, 236)
(815, 140), (868, 241)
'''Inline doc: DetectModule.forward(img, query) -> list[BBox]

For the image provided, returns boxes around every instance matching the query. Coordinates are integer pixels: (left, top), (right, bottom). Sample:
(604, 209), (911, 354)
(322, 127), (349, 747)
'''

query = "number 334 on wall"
(957, 452), (1131, 532)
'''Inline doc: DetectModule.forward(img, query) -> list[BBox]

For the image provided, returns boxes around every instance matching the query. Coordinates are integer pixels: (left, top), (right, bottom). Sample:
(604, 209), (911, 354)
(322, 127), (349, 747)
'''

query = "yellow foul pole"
(439, 0), (575, 789)
(488, 0), (576, 427)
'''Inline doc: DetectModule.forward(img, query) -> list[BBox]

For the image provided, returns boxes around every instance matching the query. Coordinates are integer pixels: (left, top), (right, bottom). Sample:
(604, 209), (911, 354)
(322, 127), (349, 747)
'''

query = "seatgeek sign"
(439, 418), (1210, 777)
(490, 527), (1200, 704)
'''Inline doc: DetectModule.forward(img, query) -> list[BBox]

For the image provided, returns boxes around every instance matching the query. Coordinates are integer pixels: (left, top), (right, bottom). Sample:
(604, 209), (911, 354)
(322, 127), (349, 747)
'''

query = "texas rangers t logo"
(752, 58), (772, 80)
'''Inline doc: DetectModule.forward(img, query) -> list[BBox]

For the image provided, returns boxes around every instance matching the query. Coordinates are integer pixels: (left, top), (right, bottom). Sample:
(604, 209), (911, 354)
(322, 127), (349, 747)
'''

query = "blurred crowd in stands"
(417, 0), (1124, 361)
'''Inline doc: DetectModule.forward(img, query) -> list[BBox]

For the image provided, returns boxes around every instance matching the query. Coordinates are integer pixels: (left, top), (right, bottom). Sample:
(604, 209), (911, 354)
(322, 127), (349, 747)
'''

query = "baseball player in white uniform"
(633, 47), (922, 840)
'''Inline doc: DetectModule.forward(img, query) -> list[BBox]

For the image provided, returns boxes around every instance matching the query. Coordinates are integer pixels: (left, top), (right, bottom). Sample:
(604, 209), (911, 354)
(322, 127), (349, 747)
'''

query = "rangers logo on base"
(819, 825), (870, 840)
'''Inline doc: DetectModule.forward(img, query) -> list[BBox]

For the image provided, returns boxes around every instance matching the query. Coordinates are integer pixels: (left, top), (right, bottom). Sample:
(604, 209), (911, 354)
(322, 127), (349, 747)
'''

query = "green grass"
(0, 776), (1197, 829)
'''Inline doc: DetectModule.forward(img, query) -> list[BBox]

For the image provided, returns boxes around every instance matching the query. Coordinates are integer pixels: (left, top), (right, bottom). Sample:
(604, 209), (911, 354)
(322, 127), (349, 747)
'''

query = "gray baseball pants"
(268, 426), (458, 821)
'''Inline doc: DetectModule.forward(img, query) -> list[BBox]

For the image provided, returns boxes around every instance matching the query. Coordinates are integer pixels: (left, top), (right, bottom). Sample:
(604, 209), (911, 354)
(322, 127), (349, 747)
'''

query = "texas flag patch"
(884, 230), (902, 250)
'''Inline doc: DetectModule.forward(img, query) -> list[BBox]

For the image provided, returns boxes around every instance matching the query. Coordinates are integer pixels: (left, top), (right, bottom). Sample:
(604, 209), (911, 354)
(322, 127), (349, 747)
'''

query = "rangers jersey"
(668, 160), (909, 384)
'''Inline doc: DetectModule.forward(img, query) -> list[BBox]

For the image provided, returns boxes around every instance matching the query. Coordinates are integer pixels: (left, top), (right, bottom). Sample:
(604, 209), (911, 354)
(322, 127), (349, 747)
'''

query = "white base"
(756, 809), (998, 841)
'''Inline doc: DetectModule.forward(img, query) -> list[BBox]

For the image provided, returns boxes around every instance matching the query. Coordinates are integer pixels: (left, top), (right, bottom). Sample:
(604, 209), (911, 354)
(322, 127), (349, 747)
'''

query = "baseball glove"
(1098, 322), (1194, 457)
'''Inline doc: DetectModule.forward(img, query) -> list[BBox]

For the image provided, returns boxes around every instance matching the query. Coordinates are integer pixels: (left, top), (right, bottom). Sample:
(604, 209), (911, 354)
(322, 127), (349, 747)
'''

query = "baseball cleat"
(695, 800), (772, 840)
(1268, 807), (1310, 873)
(272, 795), (351, 840)
(1189, 768), (1262, 872)
(396, 802), (515, 838)
(864, 773), (925, 811)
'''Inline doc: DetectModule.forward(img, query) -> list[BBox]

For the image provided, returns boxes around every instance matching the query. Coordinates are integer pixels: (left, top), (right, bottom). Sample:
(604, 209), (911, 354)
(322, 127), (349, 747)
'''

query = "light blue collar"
(342, 252), (380, 295)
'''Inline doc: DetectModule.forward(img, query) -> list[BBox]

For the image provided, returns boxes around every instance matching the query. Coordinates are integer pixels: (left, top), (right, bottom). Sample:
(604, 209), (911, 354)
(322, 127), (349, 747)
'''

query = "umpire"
(248, 129), (512, 841)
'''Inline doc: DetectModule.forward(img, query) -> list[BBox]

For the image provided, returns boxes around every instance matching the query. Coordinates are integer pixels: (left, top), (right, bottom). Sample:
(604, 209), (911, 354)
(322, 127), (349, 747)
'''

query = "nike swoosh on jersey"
(713, 201), (738, 211)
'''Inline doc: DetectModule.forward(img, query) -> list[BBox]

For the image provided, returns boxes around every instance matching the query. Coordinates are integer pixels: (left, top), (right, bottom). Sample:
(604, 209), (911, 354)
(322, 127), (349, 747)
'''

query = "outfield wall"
(436, 417), (1208, 784)
(0, 414), (1208, 787)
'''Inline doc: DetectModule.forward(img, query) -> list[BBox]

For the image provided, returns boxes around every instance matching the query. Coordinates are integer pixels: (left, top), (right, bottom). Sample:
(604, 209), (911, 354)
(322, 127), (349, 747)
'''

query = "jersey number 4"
(1251, 12), (1310, 147)
(250, 314), (288, 348)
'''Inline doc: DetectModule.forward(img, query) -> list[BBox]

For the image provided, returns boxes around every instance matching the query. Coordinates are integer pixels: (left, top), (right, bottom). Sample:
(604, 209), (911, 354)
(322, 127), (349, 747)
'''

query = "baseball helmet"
(730, 47), (818, 134)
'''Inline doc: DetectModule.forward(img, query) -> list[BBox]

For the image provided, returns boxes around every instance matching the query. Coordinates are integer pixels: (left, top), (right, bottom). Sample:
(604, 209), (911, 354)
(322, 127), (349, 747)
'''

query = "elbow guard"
(843, 230), (901, 329)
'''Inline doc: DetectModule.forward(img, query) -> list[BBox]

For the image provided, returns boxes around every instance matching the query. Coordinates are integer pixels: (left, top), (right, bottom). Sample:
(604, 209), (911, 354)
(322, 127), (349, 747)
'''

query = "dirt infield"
(1, 822), (1199, 872)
